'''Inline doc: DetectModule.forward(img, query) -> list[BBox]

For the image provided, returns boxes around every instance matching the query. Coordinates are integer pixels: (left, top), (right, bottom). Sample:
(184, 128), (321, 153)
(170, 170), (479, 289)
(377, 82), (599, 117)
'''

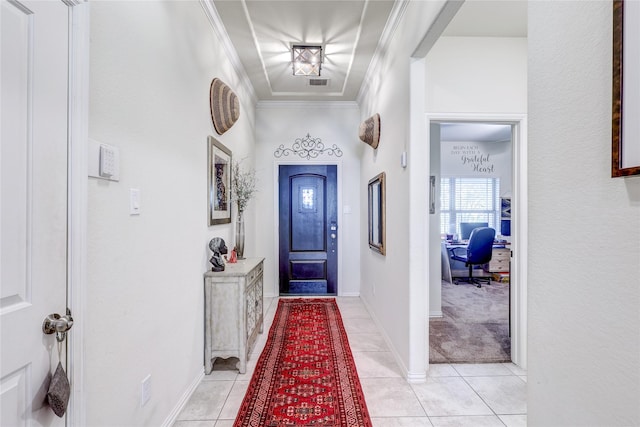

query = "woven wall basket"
(210, 78), (240, 135)
(359, 113), (380, 149)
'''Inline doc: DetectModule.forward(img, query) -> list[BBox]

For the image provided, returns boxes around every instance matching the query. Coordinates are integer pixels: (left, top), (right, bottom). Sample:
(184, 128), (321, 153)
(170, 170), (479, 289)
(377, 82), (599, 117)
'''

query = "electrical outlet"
(141, 375), (151, 407)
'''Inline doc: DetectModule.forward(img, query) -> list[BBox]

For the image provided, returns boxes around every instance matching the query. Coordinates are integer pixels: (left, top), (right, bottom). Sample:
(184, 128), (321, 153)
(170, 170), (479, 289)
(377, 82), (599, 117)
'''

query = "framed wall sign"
(612, 0), (640, 177)
(368, 172), (386, 255)
(208, 136), (232, 225)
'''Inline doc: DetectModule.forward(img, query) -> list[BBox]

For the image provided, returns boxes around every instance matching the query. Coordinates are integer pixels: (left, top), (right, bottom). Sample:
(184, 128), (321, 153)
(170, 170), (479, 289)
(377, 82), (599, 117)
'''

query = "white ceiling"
(211, 0), (395, 101)
(440, 123), (512, 143)
(442, 0), (527, 38)
(209, 0), (527, 102)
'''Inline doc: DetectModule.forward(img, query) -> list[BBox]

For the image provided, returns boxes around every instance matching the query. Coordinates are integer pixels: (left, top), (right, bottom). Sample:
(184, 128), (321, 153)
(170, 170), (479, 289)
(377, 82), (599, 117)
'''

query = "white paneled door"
(1, 0), (71, 424)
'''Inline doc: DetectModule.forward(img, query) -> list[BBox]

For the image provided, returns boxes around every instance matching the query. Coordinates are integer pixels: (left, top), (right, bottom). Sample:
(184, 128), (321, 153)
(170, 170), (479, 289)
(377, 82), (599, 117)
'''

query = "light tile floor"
(173, 297), (527, 427)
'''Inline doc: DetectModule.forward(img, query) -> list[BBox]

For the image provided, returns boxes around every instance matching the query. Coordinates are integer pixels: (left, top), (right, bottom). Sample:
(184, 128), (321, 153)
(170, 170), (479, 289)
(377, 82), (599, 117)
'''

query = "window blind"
(440, 177), (500, 237)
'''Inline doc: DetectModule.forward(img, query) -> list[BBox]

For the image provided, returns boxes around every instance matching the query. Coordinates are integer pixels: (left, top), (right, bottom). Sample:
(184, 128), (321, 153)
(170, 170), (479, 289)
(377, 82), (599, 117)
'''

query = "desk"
(441, 241), (510, 284)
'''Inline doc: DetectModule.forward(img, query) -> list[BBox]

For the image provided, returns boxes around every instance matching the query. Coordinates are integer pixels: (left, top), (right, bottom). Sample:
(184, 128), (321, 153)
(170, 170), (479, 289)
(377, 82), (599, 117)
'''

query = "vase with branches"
(231, 160), (257, 259)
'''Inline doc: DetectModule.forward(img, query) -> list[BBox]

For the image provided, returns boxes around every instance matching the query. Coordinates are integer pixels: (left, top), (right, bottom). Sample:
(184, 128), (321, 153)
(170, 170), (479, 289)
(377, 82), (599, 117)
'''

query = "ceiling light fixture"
(292, 45), (323, 76)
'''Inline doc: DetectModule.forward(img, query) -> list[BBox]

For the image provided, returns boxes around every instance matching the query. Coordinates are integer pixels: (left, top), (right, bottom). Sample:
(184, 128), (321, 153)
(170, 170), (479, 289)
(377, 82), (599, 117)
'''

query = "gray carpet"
(429, 279), (511, 364)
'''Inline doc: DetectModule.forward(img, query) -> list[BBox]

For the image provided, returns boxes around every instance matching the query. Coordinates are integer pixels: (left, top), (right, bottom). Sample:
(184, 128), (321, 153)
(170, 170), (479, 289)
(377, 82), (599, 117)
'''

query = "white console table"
(204, 257), (264, 374)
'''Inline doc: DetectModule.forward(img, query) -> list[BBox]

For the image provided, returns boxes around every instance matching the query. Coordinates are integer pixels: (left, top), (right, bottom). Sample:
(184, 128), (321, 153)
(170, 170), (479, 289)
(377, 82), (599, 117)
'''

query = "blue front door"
(278, 165), (338, 295)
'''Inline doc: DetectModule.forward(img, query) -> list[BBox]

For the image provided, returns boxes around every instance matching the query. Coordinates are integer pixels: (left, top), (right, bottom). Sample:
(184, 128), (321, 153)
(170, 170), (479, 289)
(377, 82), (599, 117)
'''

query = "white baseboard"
(264, 292), (361, 298)
(407, 371), (428, 383)
(339, 292), (360, 297)
(429, 311), (443, 318)
(359, 297), (411, 380)
(161, 370), (204, 427)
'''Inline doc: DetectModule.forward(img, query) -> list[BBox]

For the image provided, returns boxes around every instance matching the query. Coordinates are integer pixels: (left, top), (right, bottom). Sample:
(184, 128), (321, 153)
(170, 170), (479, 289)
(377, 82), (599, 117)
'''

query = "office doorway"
(430, 121), (513, 363)
(426, 114), (528, 368)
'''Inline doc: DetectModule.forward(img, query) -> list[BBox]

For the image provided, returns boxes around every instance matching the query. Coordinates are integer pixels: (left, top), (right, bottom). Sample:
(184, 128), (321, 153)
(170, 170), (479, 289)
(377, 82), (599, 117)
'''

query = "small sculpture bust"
(209, 237), (228, 272)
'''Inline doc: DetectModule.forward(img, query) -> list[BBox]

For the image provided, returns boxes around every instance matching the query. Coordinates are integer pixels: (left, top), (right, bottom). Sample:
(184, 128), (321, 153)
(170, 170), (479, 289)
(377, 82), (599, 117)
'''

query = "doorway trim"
(272, 160), (344, 297)
(67, 2), (90, 425)
(425, 112), (528, 369)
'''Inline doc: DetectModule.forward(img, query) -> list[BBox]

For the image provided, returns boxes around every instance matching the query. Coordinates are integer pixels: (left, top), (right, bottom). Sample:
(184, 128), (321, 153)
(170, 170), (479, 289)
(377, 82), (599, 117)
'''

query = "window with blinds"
(440, 177), (500, 237)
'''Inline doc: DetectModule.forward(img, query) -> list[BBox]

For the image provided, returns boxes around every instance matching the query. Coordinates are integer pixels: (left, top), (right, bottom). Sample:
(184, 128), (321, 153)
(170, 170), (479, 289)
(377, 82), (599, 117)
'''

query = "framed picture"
(368, 172), (386, 255)
(612, 0), (640, 177)
(208, 136), (232, 225)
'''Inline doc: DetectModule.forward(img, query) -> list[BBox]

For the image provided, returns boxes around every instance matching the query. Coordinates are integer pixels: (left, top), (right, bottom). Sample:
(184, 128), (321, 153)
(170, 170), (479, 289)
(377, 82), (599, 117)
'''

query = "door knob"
(43, 310), (73, 341)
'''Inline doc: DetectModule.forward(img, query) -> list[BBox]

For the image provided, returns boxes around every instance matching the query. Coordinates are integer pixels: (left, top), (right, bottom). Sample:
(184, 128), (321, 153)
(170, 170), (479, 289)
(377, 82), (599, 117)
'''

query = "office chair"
(449, 227), (495, 288)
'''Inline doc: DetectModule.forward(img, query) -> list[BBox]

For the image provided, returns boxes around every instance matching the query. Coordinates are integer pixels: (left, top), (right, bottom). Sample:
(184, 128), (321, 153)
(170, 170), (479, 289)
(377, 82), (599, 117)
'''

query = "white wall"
(426, 37), (527, 114)
(87, 2), (256, 425)
(424, 36), (526, 323)
(254, 102), (362, 297)
(441, 139), (513, 197)
(358, 0), (449, 378)
(528, 1), (640, 425)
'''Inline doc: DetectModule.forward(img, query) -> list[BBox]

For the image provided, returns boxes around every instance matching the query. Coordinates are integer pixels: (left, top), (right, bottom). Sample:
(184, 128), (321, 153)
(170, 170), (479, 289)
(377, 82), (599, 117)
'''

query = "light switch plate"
(130, 188), (141, 215)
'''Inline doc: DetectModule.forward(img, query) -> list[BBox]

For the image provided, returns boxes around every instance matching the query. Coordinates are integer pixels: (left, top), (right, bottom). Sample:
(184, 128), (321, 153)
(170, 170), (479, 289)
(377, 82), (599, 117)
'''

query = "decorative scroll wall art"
(210, 78), (240, 135)
(359, 113), (381, 149)
(274, 133), (343, 160)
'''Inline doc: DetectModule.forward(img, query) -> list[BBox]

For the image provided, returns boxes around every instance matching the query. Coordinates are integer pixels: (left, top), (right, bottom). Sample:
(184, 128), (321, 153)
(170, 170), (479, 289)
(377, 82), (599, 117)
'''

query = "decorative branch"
(274, 133), (343, 159)
(231, 160), (257, 213)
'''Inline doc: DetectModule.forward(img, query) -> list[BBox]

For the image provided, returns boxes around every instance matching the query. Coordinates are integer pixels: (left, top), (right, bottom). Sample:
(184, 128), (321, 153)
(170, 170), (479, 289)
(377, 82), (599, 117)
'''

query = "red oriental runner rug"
(234, 298), (372, 426)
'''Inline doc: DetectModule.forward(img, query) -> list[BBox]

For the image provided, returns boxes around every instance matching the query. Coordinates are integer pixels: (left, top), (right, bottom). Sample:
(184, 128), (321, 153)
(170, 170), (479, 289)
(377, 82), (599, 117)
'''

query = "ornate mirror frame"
(368, 172), (386, 255)
(612, 0), (640, 177)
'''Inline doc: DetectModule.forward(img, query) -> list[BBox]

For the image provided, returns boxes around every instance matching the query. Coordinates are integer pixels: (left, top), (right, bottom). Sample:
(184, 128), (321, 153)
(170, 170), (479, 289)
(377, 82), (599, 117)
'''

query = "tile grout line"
(218, 296), (277, 424)
(458, 373), (510, 425)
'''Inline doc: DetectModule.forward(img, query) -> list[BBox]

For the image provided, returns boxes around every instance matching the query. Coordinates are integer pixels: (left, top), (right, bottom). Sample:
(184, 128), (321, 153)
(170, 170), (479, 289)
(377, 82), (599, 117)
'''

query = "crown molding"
(257, 100), (359, 110)
(356, 0), (410, 106)
(239, 0), (273, 94)
(62, 0), (85, 6)
(200, 0), (258, 105)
